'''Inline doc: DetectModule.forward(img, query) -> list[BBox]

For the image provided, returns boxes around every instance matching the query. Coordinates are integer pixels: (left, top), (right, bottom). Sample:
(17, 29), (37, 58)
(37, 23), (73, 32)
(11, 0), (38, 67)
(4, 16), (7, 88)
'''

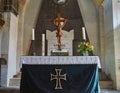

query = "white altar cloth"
(21, 56), (101, 68)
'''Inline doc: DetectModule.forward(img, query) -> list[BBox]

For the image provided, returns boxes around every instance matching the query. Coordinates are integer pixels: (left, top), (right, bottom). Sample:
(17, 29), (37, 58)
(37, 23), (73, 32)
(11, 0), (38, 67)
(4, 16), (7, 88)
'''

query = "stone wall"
(1, 12), (11, 86)
(102, 0), (120, 89)
(22, 0), (99, 56)
(1, 65), (7, 86)
(104, 0), (116, 86)
(16, 12), (24, 72)
(112, 0), (120, 90)
(23, 0), (42, 55)
(0, 12), (18, 86)
(7, 13), (18, 86)
(77, 0), (100, 56)
(0, 31), (2, 56)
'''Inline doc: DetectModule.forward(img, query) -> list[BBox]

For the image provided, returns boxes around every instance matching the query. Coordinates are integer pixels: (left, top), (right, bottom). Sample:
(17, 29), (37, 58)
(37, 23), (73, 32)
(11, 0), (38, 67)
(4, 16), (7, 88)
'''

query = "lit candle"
(42, 34), (45, 56)
(32, 28), (35, 40)
(82, 27), (86, 40)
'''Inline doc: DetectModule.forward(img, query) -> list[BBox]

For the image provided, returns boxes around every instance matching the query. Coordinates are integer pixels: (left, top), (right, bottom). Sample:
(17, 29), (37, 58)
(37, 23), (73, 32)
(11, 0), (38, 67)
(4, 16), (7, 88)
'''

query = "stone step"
(99, 71), (111, 81)
(9, 77), (113, 89)
(0, 87), (19, 93)
(9, 71), (113, 89)
(9, 78), (20, 88)
(99, 81), (113, 89)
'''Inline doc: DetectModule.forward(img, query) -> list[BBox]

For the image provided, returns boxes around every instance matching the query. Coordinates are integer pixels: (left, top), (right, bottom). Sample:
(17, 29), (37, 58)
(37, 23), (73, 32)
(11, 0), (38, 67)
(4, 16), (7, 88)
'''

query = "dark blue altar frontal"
(20, 64), (100, 93)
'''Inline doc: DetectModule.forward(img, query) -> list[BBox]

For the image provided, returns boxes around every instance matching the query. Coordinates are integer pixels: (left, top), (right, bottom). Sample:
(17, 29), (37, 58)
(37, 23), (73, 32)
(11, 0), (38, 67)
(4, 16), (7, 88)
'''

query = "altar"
(20, 56), (101, 93)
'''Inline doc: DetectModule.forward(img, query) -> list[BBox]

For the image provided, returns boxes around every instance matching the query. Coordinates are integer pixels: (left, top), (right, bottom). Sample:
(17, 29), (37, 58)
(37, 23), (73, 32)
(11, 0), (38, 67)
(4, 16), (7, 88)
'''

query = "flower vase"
(83, 51), (89, 56)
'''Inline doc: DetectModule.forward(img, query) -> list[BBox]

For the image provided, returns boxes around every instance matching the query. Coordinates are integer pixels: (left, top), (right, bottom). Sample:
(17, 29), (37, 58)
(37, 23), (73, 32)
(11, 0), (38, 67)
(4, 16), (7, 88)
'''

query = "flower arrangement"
(77, 42), (94, 56)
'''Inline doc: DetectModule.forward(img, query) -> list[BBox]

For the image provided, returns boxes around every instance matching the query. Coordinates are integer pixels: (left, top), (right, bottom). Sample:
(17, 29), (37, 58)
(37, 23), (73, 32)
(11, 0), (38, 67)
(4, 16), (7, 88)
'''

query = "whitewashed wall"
(0, 29), (7, 87)
(112, 0), (120, 90)
(103, 0), (120, 89)
(23, 0), (42, 55)
(23, 0), (99, 56)
(7, 13), (18, 86)
(1, 12), (11, 86)
(77, 0), (100, 56)
(0, 32), (2, 56)
(98, 6), (106, 71)
(16, 12), (24, 72)
(103, 0), (115, 77)
(0, 12), (19, 87)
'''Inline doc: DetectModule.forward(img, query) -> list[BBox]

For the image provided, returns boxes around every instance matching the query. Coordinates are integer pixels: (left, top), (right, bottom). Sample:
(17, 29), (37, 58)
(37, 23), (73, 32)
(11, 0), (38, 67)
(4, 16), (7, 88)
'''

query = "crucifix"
(52, 13), (68, 49)
(50, 69), (67, 89)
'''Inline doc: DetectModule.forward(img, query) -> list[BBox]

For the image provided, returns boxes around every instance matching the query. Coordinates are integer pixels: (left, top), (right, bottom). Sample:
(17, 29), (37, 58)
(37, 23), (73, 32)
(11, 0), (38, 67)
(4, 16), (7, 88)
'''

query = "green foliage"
(77, 42), (94, 53)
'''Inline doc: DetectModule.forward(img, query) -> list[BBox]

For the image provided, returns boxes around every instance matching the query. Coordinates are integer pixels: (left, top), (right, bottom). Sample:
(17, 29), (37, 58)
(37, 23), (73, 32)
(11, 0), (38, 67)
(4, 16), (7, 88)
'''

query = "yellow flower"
(77, 41), (94, 53)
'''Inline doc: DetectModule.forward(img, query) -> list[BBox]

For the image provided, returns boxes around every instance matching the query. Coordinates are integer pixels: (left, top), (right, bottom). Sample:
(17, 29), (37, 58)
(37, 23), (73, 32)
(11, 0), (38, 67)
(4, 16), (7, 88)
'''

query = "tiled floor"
(101, 89), (120, 93)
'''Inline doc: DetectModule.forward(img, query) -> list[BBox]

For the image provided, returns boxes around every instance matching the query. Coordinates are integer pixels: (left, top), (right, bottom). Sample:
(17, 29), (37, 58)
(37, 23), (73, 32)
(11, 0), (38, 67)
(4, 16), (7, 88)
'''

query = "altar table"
(20, 56), (101, 93)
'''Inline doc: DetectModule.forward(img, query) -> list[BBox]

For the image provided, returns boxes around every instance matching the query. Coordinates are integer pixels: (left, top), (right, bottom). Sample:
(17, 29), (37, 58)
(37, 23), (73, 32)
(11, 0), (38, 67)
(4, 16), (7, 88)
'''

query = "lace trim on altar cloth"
(21, 56), (101, 69)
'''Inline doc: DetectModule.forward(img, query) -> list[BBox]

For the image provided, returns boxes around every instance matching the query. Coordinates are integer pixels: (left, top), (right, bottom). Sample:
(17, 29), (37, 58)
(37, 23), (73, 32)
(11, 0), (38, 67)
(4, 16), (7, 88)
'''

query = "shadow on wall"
(0, 58), (7, 65)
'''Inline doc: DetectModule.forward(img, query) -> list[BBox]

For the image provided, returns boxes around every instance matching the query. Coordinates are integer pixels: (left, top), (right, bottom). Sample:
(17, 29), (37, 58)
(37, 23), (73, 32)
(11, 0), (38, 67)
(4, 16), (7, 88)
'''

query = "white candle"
(82, 27), (86, 40)
(42, 34), (45, 56)
(32, 29), (35, 40)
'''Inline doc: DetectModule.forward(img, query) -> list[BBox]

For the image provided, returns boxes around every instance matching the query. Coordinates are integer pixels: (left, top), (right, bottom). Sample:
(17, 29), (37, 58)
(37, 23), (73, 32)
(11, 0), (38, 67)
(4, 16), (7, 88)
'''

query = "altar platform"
(20, 56), (101, 93)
